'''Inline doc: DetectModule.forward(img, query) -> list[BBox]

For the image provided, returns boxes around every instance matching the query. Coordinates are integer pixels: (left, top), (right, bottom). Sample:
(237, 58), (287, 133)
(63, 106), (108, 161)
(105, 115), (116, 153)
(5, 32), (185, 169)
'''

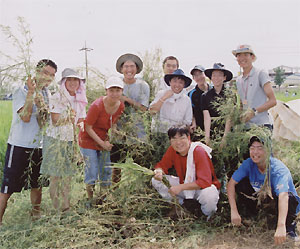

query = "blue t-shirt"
(232, 157), (300, 214)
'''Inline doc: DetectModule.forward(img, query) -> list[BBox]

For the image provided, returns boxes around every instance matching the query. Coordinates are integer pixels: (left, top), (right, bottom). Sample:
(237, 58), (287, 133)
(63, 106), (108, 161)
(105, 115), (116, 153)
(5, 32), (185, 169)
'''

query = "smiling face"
(106, 87), (123, 102)
(249, 141), (267, 168)
(192, 70), (206, 87)
(236, 52), (255, 69)
(35, 65), (56, 88)
(211, 70), (226, 88)
(169, 77), (185, 94)
(163, 59), (178, 75)
(170, 133), (191, 156)
(65, 77), (80, 96)
(121, 60), (137, 81)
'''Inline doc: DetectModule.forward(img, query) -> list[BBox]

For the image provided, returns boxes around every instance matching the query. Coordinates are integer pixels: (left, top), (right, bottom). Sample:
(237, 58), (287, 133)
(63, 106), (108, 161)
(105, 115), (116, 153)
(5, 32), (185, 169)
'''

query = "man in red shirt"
(152, 125), (220, 218)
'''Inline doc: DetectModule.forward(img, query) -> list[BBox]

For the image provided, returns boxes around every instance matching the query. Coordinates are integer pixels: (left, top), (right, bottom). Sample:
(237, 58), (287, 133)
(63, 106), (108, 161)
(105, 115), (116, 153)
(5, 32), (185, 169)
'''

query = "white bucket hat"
(105, 76), (124, 89)
(60, 68), (85, 84)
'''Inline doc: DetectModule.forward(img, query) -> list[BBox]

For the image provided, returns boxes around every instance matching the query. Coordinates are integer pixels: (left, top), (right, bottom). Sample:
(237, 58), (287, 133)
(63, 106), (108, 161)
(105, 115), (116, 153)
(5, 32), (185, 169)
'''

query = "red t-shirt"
(155, 145), (221, 189)
(78, 97), (125, 150)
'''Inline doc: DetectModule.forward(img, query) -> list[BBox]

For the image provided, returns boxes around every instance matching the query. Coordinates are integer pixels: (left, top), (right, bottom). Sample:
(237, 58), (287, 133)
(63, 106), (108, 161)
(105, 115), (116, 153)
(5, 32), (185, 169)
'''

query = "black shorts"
(1, 144), (47, 194)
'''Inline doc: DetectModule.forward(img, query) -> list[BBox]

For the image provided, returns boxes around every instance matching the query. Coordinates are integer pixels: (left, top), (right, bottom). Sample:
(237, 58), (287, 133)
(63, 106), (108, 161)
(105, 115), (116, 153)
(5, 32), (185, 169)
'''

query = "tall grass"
(0, 100), (12, 177)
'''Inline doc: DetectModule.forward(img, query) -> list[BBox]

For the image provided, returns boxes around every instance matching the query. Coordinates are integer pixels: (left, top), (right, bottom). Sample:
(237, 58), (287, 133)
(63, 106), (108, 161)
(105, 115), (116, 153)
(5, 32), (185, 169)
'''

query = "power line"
(79, 41), (93, 87)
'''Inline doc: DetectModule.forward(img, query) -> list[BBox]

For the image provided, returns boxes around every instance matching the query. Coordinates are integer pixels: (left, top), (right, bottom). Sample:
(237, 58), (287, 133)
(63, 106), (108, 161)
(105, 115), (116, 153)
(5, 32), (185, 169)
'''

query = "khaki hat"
(105, 76), (124, 89)
(60, 68), (85, 84)
(232, 45), (257, 61)
(116, 53), (143, 74)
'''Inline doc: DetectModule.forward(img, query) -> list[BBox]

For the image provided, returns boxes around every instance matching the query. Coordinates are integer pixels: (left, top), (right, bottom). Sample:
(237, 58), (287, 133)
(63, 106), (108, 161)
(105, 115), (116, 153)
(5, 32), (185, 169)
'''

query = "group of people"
(0, 45), (299, 245)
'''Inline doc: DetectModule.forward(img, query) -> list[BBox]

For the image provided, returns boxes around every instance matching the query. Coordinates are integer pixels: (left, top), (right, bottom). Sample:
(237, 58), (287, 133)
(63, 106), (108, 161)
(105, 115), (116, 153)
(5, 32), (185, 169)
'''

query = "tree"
(274, 67), (285, 90)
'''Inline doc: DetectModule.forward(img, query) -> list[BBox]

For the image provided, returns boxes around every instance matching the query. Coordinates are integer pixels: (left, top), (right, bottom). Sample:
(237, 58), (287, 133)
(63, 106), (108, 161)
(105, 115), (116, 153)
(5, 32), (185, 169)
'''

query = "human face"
(249, 141), (267, 167)
(169, 77), (185, 94)
(65, 77), (80, 96)
(211, 70), (226, 88)
(35, 65), (56, 88)
(170, 133), (191, 156)
(106, 87), (123, 102)
(192, 70), (206, 87)
(163, 59), (178, 74)
(236, 53), (255, 69)
(121, 60), (137, 81)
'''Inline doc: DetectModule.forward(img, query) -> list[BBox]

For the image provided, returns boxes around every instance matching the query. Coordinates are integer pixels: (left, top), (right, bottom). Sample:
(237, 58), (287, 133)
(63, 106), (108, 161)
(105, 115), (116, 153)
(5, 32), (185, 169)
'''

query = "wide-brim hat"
(204, 63), (233, 82)
(105, 76), (124, 89)
(232, 45), (257, 61)
(190, 65), (205, 75)
(116, 53), (143, 74)
(60, 68), (85, 84)
(164, 69), (192, 88)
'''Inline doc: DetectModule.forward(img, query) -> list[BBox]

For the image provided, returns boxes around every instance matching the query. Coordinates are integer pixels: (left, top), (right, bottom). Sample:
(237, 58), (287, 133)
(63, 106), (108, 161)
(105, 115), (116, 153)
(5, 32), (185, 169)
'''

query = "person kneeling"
(152, 125), (220, 219)
(227, 136), (300, 245)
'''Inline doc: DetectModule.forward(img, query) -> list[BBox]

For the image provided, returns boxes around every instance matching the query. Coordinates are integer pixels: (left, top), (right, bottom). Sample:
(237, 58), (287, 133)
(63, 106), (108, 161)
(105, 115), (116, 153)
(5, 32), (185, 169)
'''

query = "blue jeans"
(80, 148), (111, 186)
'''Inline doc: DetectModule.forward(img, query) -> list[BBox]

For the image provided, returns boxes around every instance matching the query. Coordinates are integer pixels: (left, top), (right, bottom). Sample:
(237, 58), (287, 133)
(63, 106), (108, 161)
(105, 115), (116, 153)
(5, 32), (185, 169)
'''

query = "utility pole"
(79, 41), (93, 87)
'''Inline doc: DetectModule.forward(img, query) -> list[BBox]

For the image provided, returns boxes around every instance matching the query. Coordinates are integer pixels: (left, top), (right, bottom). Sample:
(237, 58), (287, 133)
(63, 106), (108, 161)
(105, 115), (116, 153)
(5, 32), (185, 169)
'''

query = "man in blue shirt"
(227, 136), (300, 245)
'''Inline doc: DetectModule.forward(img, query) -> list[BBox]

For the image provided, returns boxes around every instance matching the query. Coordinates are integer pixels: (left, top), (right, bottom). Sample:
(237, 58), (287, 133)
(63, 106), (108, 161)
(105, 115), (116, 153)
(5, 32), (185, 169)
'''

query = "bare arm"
(149, 90), (174, 114)
(169, 181), (200, 196)
(241, 82), (277, 123)
(256, 82), (277, 113)
(274, 192), (288, 245)
(121, 95), (147, 111)
(51, 110), (75, 126)
(18, 76), (36, 123)
(85, 124), (112, 151)
(203, 110), (211, 145)
(227, 177), (242, 226)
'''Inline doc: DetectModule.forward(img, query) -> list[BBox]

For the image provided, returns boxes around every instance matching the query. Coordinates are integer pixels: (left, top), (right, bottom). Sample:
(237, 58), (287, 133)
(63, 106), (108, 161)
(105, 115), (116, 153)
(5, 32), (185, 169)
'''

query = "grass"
(274, 87), (300, 102)
(0, 93), (300, 248)
(0, 100), (12, 177)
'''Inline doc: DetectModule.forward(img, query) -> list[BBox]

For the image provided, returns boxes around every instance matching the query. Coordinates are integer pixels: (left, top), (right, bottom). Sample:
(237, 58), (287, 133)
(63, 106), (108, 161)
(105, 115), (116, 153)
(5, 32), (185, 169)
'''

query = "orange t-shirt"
(78, 97), (124, 150)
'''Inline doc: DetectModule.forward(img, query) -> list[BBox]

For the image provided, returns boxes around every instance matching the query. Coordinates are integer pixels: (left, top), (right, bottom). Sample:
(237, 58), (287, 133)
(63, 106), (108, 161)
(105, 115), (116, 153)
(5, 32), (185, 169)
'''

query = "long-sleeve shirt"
(155, 145), (221, 189)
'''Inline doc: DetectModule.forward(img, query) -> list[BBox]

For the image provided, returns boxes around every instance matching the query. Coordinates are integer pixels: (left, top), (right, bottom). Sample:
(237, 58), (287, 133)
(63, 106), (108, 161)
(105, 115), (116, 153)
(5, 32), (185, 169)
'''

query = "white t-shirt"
(150, 90), (193, 133)
(46, 92), (86, 141)
(7, 86), (50, 148)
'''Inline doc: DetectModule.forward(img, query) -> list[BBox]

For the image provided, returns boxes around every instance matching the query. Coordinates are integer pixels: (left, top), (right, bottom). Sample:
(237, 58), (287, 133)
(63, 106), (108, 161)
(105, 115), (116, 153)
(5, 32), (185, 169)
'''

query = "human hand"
(100, 141), (113, 151)
(205, 136), (211, 147)
(153, 168), (163, 181)
(27, 75), (36, 93)
(69, 109), (76, 124)
(163, 90), (174, 100)
(274, 225), (286, 245)
(231, 210), (242, 226)
(77, 122), (84, 132)
(168, 185), (182, 197)
(240, 108), (255, 123)
(190, 123), (196, 133)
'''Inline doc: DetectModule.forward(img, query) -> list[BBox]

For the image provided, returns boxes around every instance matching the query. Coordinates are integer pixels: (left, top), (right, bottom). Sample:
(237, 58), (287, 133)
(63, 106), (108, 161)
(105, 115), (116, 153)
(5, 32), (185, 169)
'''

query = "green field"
(0, 93), (299, 248)
(274, 87), (300, 102)
(0, 101), (12, 172)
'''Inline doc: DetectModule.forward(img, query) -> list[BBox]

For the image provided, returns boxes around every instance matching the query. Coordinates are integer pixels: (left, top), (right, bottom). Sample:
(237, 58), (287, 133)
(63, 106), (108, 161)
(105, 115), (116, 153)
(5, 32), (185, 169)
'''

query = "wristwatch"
(252, 108), (258, 116)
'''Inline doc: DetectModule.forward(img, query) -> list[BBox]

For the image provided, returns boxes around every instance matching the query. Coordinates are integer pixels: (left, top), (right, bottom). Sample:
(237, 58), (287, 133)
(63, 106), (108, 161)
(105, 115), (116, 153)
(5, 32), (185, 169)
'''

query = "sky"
(0, 0), (299, 80)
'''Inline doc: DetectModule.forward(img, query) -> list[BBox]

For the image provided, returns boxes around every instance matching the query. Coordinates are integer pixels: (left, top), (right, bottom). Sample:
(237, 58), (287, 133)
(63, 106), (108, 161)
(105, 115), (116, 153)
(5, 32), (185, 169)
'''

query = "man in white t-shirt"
(149, 69), (193, 161)
(0, 59), (57, 225)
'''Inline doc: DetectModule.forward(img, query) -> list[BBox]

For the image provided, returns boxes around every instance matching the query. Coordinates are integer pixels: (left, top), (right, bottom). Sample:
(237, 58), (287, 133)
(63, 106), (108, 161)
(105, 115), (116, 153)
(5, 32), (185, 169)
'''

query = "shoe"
(286, 222), (299, 242)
